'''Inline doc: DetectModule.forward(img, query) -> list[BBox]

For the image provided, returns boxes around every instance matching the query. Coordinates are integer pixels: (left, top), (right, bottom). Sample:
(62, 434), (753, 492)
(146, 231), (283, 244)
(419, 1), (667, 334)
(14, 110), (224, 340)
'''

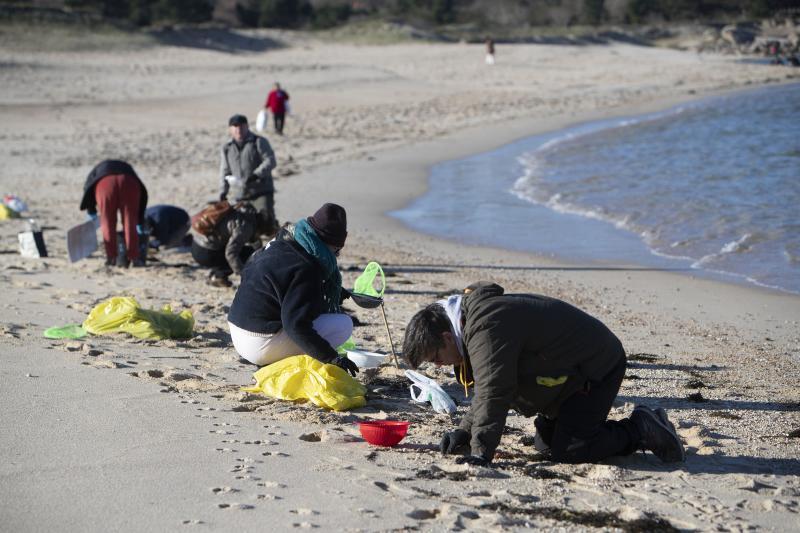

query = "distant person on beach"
(485, 37), (495, 65)
(265, 82), (290, 135)
(219, 113), (279, 236)
(80, 159), (148, 268)
(144, 204), (191, 250)
(191, 202), (262, 287)
(227, 203), (358, 376)
(402, 282), (686, 466)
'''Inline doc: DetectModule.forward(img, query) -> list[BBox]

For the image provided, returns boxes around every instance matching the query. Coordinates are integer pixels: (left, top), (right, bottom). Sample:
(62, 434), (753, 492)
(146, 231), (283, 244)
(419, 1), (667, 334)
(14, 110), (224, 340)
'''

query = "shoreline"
(390, 81), (800, 297)
(285, 82), (800, 303)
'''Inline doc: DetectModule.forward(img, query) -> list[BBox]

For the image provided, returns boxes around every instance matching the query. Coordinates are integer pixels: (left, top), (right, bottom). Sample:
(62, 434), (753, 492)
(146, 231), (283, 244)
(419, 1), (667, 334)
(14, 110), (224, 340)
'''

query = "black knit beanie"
(307, 203), (347, 248)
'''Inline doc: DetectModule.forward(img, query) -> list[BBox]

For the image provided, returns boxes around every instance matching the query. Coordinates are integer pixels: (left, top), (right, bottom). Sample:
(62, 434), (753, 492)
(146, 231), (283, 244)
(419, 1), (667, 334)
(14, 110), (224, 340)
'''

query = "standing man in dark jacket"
(402, 282), (685, 466)
(227, 203), (357, 376)
(80, 159), (148, 267)
(219, 114), (278, 235)
(265, 82), (289, 135)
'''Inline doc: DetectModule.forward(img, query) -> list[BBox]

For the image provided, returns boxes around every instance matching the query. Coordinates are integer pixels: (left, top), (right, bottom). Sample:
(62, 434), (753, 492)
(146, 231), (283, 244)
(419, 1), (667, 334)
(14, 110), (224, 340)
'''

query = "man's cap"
(228, 114), (248, 126)
(307, 203), (347, 248)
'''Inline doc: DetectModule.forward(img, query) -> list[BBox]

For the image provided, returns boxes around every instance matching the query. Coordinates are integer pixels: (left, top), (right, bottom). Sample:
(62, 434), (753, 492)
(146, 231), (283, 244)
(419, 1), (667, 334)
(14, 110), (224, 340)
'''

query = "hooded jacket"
(226, 228), (342, 363)
(454, 282), (625, 461)
(191, 203), (259, 275)
(80, 160), (148, 218)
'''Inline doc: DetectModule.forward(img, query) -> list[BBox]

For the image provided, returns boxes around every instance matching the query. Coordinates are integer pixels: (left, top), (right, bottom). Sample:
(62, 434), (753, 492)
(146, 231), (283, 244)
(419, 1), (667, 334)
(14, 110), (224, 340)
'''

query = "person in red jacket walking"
(265, 82), (290, 135)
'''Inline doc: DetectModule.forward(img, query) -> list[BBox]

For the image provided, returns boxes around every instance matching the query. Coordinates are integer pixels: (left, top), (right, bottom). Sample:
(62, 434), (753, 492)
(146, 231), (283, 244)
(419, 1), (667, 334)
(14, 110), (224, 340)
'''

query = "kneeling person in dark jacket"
(227, 203), (357, 376)
(145, 204), (191, 250)
(191, 202), (262, 287)
(402, 282), (685, 466)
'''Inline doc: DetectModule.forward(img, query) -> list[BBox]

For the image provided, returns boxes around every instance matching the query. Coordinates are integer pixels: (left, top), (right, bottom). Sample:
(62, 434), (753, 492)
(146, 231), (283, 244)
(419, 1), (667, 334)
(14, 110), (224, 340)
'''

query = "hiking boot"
(631, 406), (686, 463)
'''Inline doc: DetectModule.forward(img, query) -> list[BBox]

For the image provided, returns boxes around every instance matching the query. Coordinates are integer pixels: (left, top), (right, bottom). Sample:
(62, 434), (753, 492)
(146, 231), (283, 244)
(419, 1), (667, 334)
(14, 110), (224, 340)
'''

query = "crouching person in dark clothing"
(191, 202), (261, 287)
(402, 282), (685, 466)
(144, 204), (191, 250)
(226, 203), (357, 377)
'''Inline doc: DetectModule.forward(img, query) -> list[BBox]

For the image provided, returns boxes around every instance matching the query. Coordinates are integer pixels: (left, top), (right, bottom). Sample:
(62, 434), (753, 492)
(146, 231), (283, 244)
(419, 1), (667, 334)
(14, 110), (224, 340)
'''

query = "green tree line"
(33, 0), (800, 28)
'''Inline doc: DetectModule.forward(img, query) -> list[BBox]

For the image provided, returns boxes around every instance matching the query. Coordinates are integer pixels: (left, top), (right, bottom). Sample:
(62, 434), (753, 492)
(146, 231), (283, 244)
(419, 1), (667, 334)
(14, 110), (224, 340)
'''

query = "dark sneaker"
(116, 255), (130, 268)
(631, 406), (686, 463)
(130, 258), (146, 268)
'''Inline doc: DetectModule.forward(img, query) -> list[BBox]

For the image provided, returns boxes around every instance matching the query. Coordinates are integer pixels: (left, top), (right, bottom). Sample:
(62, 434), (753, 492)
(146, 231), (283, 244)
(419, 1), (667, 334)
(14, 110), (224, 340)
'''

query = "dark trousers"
(535, 350), (640, 464)
(250, 193), (278, 236)
(273, 112), (285, 134)
(191, 241), (254, 278)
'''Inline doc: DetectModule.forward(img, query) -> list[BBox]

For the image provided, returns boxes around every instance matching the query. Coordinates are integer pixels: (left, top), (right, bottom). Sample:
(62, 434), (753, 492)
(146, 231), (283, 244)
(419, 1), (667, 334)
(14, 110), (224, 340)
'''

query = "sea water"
(392, 83), (800, 294)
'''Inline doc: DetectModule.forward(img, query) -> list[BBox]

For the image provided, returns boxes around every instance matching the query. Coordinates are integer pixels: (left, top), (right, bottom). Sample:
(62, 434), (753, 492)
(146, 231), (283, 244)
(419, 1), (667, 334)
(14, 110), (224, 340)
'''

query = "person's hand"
(332, 355), (359, 377)
(86, 212), (100, 229)
(439, 429), (470, 455)
(455, 455), (491, 467)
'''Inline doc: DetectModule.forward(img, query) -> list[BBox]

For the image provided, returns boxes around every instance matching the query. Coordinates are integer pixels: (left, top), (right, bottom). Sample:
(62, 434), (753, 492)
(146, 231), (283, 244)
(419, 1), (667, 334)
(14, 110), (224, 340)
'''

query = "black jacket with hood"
(454, 282), (625, 461)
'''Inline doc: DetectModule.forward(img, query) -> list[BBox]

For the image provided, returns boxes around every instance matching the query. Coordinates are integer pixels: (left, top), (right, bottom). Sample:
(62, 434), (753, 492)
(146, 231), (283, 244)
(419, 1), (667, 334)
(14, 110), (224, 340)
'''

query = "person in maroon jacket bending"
(80, 160), (148, 267)
(265, 82), (290, 135)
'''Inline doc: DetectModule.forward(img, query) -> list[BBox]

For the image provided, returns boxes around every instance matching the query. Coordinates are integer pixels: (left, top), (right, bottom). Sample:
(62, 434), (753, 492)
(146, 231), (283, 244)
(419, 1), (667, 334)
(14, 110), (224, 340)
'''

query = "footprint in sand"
(678, 422), (721, 455)
(210, 486), (238, 494)
(407, 508), (440, 520)
(257, 481), (287, 489)
(290, 509), (318, 516)
(217, 503), (254, 510)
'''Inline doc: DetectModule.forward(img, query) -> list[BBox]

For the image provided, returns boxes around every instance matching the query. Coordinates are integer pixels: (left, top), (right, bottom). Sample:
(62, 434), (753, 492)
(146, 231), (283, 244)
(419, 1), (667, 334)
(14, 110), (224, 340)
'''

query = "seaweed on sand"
(480, 502), (679, 532)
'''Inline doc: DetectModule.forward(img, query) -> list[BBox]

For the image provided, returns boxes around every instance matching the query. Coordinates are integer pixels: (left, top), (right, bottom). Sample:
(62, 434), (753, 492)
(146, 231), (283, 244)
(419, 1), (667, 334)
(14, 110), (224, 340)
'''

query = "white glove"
(224, 175), (243, 187)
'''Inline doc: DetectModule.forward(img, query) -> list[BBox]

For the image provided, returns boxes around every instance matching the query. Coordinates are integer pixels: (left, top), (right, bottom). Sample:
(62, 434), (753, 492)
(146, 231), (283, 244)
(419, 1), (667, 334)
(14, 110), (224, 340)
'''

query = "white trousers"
(229, 313), (353, 366)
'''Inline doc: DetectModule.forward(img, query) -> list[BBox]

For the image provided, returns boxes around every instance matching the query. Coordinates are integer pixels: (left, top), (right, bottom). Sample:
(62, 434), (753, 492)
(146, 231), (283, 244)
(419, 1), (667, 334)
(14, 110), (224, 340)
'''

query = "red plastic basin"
(358, 420), (410, 447)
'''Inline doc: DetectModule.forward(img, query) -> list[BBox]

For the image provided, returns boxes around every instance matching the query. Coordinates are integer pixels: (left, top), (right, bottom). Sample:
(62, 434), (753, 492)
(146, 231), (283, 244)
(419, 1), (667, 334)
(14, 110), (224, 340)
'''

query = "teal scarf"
(293, 219), (342, 313)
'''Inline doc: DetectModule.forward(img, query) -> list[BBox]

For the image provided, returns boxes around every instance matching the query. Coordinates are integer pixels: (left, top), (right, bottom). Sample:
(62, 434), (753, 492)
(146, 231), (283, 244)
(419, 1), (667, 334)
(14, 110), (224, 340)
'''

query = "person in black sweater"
(227, 203), (358, 376)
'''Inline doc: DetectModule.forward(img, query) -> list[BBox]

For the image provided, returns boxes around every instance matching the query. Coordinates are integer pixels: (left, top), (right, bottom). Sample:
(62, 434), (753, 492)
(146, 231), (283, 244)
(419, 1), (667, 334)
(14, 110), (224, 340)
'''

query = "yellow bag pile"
(83, 296), (194, 340)
(0, 204), (20, 220)
(242, 355), (367, 411)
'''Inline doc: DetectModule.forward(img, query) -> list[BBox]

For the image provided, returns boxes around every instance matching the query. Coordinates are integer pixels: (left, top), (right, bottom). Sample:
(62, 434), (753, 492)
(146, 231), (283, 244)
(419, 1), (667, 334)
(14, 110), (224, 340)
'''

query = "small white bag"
(405, 369), (457, 414)
(256, 109), (267, 132)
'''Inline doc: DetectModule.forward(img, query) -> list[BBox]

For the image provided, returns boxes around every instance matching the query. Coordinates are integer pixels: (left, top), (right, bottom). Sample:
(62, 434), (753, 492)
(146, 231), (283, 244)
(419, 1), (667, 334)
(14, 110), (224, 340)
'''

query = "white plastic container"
(346, 350), (387, 368)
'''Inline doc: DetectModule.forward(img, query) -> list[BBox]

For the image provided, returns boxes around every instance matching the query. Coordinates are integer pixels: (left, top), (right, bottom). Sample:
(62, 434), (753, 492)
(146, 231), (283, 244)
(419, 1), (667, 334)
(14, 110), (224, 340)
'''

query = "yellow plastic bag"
(82, 296), (194, 340)
(0, 204), (20, 220)
(242, 355), (366, 411)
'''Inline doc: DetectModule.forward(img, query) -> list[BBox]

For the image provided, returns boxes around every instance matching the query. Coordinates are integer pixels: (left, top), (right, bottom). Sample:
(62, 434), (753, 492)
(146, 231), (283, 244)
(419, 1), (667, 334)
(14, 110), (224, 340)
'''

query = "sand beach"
(1, 26), (799, 531)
